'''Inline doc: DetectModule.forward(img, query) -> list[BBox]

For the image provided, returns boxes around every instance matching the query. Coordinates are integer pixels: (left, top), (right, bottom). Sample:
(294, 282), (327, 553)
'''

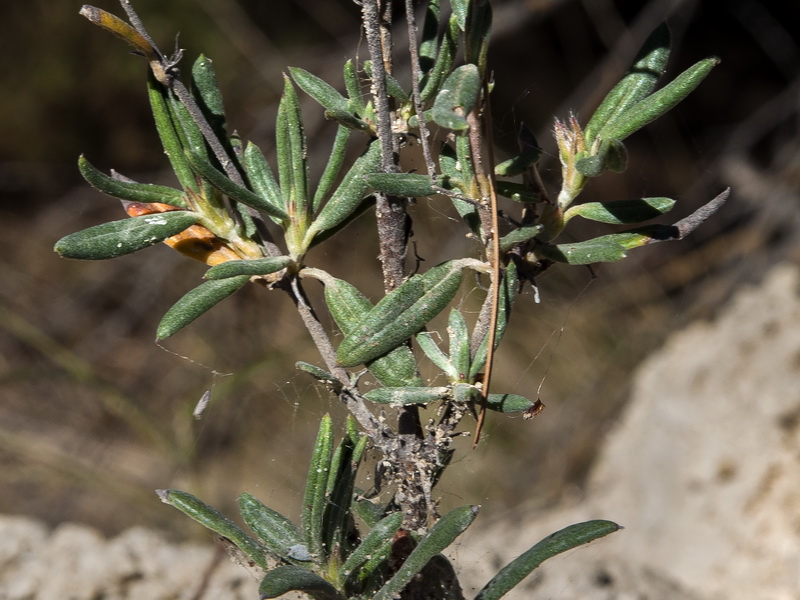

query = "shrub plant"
(56, 1), (727, 597)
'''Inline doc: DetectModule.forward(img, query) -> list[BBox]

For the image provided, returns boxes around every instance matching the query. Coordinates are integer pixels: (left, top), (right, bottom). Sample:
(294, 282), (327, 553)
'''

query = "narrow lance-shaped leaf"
(499, 225), (542, 252)
(599, 56), (720, 143)
(364, 60), (410, 102)
(156, 489), (269, 570)
(416, 331), (459, 380)
(564, 197), (675, 225)
(301, 415), (334, 563)
(495, 181), (540, 203)
(494, 147), (542, 178)
(78, 155), (185, 207)
(584, 23), (671, 143)
(147, 75), (198, 192)
(339, 512), (404, 585)
(192, 54), (229, 146)
(464, 0), (492, 69)
(336, 260), (465, 367)
(167, 90), (209, 165)
(372, 505), (479, 600)
(289, 66), (349, 114)
(447, 309), (471, 379)
(184, 149), (290, 221)
(418, 0), (441, 70)
(238, 492), (304, 563)
(242, 142), (285, 223)
(259, 566), (345, 600)
(54, 211), (198, 260)
(365, 173), (438, 197)
(276, 75), (309, 224)
(296, 361), (343, 394)
(343, 59), (367, 115)
(312, 125), (351, 213)
(470, 260), (518, 379)
(474, 520), (621, 600)
(485, 393), (534, 413)
(363, 386), (451, 406)
(305, 139), (381, 244)
(205, 256), (292, 279)
(156, 275), (249, 339)
(322, 423), (365, 560)
(322, 274), (421, 386)
(420, 15), (459, 102)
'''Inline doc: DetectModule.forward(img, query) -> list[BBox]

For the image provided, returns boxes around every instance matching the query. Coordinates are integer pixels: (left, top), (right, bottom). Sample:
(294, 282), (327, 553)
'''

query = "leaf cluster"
(57, 1), (727, 598)
(159, 417), (619, 600)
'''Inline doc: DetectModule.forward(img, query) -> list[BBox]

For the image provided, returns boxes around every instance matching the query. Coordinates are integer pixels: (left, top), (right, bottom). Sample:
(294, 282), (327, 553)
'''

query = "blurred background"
(1, 0), (797, 541)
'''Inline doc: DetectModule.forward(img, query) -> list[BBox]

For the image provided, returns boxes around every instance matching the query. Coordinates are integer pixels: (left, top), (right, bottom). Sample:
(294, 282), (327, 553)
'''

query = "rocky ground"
(4, 261), (799, 599)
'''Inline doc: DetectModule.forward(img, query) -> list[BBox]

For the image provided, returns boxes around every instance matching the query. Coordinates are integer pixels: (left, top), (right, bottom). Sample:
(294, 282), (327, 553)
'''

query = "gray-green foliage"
(57, 2), (726, 598)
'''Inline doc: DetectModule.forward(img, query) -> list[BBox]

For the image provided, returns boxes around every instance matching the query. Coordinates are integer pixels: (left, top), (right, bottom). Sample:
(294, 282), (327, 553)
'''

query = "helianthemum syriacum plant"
(56, 2), (727, 598)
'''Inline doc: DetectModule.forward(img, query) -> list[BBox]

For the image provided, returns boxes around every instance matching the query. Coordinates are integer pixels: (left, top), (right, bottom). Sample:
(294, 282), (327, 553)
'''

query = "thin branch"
(287, 276), (384, 437)
(467, 80), (502, 447)
(404, 0), (437, 177)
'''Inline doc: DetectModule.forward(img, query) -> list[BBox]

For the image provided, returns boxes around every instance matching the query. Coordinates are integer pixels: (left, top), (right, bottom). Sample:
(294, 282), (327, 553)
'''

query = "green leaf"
(306, 139), (381, 243)
(296, 362), (343, 393)
(54, 211), (198, 260)
(276, 76), (309, 222)
(147, 75), (197, 192)
(575, 137), (628, 177)
(365, 173), (438, 197)
(343, 59), (367, 115)
(585, 23), (671, 143)
(486, 393), (534, 413)
(242, 142), (285, 223)
(323, 423), (366, 562)
(600, 56), (720, 142)
(431, 64), (481, 130)
(313, 125), (351, 213)
(495, 181), (540, 203)
(420, 16), (458, 102)
(289, 66), (350, 114)
(363, 386), (450, 406)
(192, 54), (228, 143)
(470, 261), (518, 379)
(238, 492), (304, 563)
(494, 147), (542, 177)
(451, 0), (469, 30)
(78, 155), (185, 207)
(185, 149), (290, 221)
(372, 505), (479, 600)
(419, 0), (441, 71)
(416, 331), (459, 380)
(565, 197), (675, 224)
(322, 275), (422, 386)
(167, 90), (209, 165)
(464, 0), (492, 69)
(156, 489), (268, 570)
(336, 261), (464, 367)
(447, 309), (471, 380)
(301, 415), (334, 563)
(339, 512), (403, 585)
(474, 520), (621, 600)
(156, 275), (249, 339)
(363, 60), (410, 101)
(205, 256), (292, 279)
(536, 237), (629, 265)
(499, 225), (542, 252)
(259, 565), (345, 600)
